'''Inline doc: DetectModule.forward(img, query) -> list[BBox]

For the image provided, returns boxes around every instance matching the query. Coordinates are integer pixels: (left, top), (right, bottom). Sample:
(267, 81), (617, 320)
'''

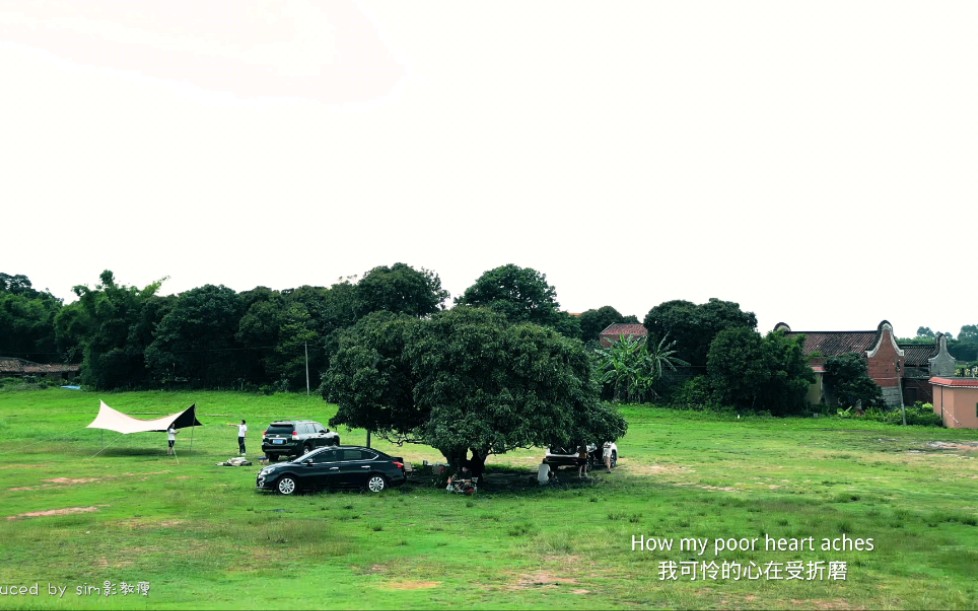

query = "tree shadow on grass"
(406, 466), (609, 497)
(95, 447), (168, 457)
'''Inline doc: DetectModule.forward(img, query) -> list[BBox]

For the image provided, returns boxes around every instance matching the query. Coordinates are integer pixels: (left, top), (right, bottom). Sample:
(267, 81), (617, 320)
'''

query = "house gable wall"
(864, 321), (904, 407)
(928, 334), (957, 377)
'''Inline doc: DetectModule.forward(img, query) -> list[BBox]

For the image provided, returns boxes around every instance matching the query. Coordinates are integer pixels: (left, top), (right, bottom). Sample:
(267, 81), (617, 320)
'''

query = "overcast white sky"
(2, 1), (975, 337)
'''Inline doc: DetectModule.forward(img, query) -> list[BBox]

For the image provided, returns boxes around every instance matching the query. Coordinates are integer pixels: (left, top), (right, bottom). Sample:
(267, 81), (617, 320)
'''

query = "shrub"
(852, 405), (943, 427)
(671, 375), (715, 409)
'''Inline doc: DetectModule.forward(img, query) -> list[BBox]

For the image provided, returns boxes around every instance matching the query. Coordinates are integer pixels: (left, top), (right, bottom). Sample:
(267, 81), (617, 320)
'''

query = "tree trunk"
(441, 448), (468, 477)
(468, 448), (488, 480)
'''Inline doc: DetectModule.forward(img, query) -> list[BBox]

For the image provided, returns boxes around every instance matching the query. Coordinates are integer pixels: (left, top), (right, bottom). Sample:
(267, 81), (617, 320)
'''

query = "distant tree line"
(3, 267), (975, 416)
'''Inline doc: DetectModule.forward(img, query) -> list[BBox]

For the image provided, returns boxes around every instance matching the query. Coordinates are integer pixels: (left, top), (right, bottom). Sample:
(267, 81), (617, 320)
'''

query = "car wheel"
(366, 475), (387, 493)
(303, 443), (313, 454)
(266, 453), (278, 462)
(276, 476), (298, 495)
(611, 451), (618, 468)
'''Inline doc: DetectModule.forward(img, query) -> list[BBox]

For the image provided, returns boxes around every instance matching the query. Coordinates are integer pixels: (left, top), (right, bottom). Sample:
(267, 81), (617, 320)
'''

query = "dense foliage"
(0, 273), (62, 361)
(354, 263), (449, 318)
(593, 334), (687, 403)
(324, 307), (627, 470)
(2, 265), (448, 391)
(578, 306), (638, 345)
(823, 353), (885, 409)
(4, 267), (974, 422)
(643, 298), (757, 368)
(705, 328), (814, 415)
(455, 264), (580, 339)
(54, 271), (170, 389)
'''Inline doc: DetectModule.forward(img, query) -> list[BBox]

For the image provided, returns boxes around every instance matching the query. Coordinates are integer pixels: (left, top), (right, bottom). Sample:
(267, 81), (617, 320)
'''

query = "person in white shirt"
(166, 425), (178, 455)
(228, 420), (247, 455)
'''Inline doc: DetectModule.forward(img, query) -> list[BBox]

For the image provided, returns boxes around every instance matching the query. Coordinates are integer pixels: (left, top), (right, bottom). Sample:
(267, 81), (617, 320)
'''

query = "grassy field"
(1, 388), (977, 610)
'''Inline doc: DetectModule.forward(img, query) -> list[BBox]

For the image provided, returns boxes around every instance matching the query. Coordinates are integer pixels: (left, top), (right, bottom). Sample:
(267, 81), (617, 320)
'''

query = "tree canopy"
(54, 271), (168, 389)
(578, 306), (638, 344)
(823, 353), (884, 409)
(644, 298), (757, 368)
(354, 263), (449, 318)
(593, 334), (687, 403)
(455, 264), (579, 338)
(145, 284), (248, 388)
(324, 306), (627, 470)
(0, 275), (61, 361)
(706, 327), (813, 415)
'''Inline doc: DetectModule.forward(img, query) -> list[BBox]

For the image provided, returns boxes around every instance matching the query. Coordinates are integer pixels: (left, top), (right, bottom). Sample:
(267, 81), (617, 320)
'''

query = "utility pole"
(305, 341), (310, 396)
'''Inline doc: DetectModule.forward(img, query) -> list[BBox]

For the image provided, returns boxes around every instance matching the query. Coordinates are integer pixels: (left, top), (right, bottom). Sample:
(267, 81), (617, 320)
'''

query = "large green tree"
(644, 298), (758, 368)
(324, 306), (626, 472)
(706, 327), (813, 415)
(951, 325), (978, 361)
(236, 289), (319, 390)
(355, 263), (449, 318)
(578, 306), (639, 344)
(323, 311), (423, 437)
(54, 271), (167, 389)
(823, 353), (884, 409)
(145, 285), (248, 388)
(455, 264), (579, 338)
(0, 274), (62, 361)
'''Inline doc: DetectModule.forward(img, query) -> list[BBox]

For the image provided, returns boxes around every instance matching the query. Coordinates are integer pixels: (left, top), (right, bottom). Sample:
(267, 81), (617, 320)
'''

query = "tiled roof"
(782, 331), (878, 357)
(899, 344), (937, 367)
(0, 357), (79, 374)
(599, 323), (648, 338)
(930, 376), (978, 388)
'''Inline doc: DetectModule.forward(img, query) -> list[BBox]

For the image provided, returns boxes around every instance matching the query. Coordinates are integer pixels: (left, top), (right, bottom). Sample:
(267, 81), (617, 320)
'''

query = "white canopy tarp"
(87, 400), (200, 434)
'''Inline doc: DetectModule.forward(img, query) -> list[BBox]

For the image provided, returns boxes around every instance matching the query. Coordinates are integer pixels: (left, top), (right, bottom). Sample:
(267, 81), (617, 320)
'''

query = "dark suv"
(261, 420), (340, 462)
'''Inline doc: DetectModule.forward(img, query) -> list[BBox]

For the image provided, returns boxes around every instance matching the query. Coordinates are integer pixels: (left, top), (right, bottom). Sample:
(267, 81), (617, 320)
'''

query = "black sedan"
(257, 445), (407, 495)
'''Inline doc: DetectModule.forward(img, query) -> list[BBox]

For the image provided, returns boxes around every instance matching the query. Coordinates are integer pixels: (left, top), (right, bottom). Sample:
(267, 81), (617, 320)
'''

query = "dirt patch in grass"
(382, 581), (441, 590)
(7, 506), (99, 520)
(46, 477), (99, 485)
(117, 518), (187, 530)
(927, 441), (978, 452)
(626, 463), (690, 476)
(9, 477), (100, 491)
(790, 598), (853, 610)
(509, 571), (580, 590)
(697, 484), (738, 492)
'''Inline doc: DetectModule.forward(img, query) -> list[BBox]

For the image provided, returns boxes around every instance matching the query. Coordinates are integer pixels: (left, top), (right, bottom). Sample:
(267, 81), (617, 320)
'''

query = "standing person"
(602, 442), (613, 473)
(577, 444), (590, 479)
(537, 461), (552, 485)
(228, 420), (247, 455)
(166, 425), (179, 455)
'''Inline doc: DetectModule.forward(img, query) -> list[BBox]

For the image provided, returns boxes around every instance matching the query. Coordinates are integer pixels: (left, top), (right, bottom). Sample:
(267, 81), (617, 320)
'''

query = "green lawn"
(1, 388), (977, 609)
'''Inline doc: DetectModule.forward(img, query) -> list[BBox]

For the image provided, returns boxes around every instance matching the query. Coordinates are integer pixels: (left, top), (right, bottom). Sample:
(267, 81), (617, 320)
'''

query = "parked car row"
(252, 418), (620, 495)
(543, 442), (618, 470)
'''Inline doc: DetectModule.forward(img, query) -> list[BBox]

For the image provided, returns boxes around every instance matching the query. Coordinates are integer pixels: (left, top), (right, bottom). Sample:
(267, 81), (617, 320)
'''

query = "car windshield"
(266, 424), (294, 435)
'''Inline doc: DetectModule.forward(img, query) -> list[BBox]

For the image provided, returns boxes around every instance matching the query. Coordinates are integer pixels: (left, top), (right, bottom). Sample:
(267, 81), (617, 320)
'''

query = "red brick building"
(774, 321), (905, 408)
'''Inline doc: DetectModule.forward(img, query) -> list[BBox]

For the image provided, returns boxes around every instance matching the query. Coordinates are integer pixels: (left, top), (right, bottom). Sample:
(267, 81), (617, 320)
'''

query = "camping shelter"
(87, 401), (203, 452)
